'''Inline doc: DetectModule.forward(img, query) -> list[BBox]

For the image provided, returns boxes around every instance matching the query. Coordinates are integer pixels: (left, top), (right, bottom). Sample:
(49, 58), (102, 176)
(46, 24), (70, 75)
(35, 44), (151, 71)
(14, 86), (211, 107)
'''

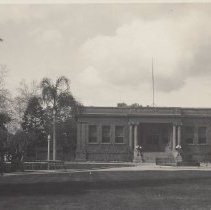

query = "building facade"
(76, 106), (211, 162)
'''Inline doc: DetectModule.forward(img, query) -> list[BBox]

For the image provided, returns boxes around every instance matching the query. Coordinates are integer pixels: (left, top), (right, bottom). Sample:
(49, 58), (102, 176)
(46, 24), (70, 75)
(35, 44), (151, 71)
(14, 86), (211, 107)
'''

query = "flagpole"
(152, 57), (155, 107)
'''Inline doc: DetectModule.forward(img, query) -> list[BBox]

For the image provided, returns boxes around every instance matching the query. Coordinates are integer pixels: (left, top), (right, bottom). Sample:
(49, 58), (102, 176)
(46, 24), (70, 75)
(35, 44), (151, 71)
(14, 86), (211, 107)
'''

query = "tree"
(0, 112), (11, 171)
(14, 80), (40, 129)
(0, 65), (11, 113)
(130, 103), (142, 108)
(0, 112), (11, 127)
(22, 96), (46, 138)
(40, 76), (83, 160)
(21, 96), (47, 159)
(117, 103), (127, 107)
(7, 130), (32, 171)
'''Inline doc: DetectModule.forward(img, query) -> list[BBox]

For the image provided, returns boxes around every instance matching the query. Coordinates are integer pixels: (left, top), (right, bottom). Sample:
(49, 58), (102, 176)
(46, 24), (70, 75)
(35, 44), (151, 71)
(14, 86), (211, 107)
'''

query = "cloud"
(29, 28), (63, 47)
(0, 5), (49, 24)
(78, 9), (211, 93)
(77, 66), (102, 87)
(2, 4), (211, 107)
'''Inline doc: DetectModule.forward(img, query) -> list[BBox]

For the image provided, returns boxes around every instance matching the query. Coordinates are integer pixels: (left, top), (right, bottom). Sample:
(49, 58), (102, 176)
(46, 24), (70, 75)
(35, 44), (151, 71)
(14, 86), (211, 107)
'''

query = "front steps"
(133, 152), (174, 163)
(133, 151), (200, 166)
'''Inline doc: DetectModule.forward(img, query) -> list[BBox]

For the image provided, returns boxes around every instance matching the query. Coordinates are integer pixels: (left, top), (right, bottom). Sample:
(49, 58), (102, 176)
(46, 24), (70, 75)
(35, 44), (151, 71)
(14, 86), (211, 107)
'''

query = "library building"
(76, 106), (211, 163)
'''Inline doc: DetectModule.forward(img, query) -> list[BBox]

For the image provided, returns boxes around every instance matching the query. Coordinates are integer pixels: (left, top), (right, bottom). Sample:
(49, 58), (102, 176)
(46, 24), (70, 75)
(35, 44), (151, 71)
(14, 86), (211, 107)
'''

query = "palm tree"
(40, 76), (70, 161)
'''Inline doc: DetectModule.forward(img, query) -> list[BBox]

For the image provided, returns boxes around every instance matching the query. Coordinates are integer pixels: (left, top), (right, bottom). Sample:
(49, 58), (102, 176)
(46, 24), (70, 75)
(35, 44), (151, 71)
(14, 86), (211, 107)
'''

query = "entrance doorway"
(138, 123), (170, 152)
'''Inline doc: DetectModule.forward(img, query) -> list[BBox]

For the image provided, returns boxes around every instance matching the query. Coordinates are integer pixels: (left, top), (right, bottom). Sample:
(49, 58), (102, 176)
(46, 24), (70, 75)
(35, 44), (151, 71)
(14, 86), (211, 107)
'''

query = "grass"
(1, 170), (211, 209)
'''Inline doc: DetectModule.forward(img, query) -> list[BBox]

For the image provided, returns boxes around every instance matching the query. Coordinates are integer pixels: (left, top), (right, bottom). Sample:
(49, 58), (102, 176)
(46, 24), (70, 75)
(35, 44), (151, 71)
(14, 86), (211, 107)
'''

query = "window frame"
(101, 125), (111, 144)
(198, 126), (207, 145)
(184, 126), (194, 145)
(88, 125), (98, 144)
(114, 125), (124, 144)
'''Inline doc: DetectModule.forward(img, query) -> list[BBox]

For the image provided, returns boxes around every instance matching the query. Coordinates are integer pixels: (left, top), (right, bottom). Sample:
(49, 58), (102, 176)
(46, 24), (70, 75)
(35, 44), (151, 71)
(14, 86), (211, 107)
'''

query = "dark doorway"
(138, 123), (170, 152)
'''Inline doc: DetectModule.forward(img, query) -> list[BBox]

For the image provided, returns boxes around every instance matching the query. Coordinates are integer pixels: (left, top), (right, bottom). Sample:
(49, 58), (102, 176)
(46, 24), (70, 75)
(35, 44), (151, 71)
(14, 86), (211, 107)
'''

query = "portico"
(129, 121), (182, 161)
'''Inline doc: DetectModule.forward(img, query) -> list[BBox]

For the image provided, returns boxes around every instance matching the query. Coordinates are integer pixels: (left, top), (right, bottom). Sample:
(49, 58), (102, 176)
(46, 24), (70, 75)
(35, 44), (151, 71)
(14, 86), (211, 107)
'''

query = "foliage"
(14, 80), (40, 128)
(117, 103), (128, 107)
(0, 65), (9, 110)
(8, 131), (29, 154)
(117, 103), (143, 108)
(40, 76), (84, 159)
(22, 96), (46, 146)
(130, 103), (142, 108)
(0, 112), (11, 128)
(0, 112), (11, 157)
(41, 76), (70, 109)
(0, 73), (83, 163)
(7, 130), (33, 171)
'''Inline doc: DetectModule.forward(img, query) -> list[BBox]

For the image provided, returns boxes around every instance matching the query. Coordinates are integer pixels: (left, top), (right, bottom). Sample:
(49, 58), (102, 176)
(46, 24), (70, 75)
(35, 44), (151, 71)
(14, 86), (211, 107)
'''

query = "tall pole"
(47, 135), (51, 161)
(53, 109), (56, 161)
(152, 57), (155, 107)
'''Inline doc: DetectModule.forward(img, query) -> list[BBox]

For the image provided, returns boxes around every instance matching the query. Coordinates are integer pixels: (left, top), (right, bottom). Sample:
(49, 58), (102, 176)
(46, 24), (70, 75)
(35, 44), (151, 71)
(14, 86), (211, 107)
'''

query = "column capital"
(128, 121), (139, 126)
(77, 120), (87, 124)
(172, 122), (182, 126)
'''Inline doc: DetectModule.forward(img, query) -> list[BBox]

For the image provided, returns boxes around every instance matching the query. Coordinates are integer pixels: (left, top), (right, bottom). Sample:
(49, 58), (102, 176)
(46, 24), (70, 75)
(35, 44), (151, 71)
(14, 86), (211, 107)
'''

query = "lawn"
(1, 170), (211, 210)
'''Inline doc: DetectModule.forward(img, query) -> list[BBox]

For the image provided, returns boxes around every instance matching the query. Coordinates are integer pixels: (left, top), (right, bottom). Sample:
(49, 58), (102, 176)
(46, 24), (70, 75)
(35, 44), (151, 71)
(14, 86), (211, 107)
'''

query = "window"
(198, 127), (206, 144)
(184, 126), (194, 144)
(88, 125), (97, 143)
(115, 126), (124, 143)
(102, 126), (111, 143)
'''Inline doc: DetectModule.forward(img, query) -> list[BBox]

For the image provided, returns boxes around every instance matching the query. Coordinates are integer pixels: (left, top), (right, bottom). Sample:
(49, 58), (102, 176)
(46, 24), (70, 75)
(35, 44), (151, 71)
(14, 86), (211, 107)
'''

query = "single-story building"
(76, 106), (211, 162)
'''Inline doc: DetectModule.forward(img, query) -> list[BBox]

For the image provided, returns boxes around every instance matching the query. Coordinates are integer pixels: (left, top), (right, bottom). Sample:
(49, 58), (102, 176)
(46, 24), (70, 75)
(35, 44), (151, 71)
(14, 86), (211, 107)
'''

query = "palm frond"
(55, 76), (70, 91)
(40, 78), (54, 104)
(40, 78), (52, 89)
(57, 92), (74, 107)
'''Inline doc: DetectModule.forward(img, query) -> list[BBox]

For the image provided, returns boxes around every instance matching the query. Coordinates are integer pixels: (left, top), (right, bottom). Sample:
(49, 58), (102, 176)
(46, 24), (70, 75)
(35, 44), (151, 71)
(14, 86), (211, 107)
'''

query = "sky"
(1, 3), (211, 107)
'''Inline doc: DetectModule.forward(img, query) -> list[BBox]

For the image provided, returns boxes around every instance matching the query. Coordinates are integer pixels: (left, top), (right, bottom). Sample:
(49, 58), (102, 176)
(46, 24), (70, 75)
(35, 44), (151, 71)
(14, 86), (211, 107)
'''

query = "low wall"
(85, 144), (132, 162)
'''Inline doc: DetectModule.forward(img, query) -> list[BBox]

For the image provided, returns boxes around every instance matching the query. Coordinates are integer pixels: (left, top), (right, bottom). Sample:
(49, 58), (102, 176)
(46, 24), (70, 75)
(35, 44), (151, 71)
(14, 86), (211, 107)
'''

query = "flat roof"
(79, 106), (211, 118)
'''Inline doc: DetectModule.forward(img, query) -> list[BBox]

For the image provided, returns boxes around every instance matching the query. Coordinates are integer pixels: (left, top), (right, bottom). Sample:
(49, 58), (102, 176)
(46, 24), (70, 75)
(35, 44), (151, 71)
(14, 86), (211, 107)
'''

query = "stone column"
(172, 124), (176, 151)
(177, 125), (181, 145)
(129, 124), (133, 149)
(134, 124), (138, 149)
(133, 124), (138, 161)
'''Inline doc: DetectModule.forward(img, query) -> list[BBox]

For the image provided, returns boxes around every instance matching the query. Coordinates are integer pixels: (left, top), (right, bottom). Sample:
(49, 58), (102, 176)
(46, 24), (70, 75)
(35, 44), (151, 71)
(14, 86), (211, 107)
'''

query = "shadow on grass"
(1, 170), (211, 197)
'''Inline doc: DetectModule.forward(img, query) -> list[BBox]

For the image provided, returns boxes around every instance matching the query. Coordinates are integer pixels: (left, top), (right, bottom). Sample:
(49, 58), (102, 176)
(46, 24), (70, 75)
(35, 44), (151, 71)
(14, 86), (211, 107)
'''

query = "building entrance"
(138, 123), (171, 152)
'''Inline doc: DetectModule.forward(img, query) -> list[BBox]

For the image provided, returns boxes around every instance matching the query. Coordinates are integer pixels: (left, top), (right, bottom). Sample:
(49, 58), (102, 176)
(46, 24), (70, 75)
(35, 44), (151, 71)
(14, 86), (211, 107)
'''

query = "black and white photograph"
(1, 1), (211, 209)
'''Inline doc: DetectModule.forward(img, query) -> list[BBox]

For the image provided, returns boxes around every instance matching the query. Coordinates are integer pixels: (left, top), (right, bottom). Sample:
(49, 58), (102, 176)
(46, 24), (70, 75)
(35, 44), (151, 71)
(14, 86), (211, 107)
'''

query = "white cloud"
(78, 10), (211, 94)
(2, 4), (211, 107)
(30, 28), (63, 47)
(0, 5), (48, 24)
(77, 66), (102, 86)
